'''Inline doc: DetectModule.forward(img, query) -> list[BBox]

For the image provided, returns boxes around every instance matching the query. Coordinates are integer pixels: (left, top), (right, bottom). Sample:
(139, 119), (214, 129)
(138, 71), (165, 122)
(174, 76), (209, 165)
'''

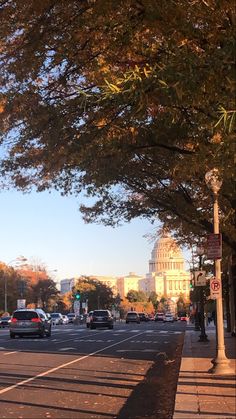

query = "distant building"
(117, 272), (143, 299)
(60, 278), (75, 294)
(145, 232), (190, 299)
(60, 232), (190, 301)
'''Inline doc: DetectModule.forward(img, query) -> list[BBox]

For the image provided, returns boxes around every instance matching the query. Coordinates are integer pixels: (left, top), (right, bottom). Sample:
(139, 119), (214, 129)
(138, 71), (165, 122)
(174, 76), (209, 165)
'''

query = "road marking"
(0, 331), (145, 396)
(59, 347), (77, 351)
(4, 351), (18, 355)
(116, 349), (157, 353)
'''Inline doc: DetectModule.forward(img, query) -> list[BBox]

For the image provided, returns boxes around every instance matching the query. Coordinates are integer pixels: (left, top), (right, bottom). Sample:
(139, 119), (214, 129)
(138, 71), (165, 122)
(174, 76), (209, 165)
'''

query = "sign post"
(17, 299), (26, 309)
(210, 277), (221, 299)
(194, 271), (206, 286)
(207, 234), (222, 259)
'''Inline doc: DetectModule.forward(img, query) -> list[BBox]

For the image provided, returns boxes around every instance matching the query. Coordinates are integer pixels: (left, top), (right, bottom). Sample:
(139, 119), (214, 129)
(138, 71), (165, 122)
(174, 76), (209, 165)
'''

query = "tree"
(148, 291), (159, 311)
(31, 279), (59, 310)
(0, 0), (235, 253)
(126, 289), (147, 303)
(75, 276), (114, 311)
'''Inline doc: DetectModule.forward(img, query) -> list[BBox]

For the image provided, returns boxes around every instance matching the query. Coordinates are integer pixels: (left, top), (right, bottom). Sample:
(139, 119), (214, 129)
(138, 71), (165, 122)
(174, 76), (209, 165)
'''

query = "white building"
(60, 278), (75, 294)
(145, 232), (190, 299)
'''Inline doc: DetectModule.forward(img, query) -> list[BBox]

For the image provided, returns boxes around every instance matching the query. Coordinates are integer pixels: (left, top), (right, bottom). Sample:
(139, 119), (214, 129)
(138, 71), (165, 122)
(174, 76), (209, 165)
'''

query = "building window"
(169, 281), (172, 290)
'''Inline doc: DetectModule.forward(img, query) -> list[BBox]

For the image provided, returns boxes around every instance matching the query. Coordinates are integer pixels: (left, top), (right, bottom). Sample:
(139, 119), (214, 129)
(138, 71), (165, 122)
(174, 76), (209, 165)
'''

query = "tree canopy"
(0, 0), (235, 251)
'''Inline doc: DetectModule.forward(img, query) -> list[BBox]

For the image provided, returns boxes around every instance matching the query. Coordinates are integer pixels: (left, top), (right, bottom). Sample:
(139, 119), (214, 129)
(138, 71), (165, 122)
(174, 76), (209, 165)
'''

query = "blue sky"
(1, 189), (164, 282)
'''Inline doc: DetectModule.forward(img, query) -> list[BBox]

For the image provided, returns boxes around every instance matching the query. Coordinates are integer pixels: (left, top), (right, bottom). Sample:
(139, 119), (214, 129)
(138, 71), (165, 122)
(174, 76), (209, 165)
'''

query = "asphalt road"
(0, 321), (186, 419)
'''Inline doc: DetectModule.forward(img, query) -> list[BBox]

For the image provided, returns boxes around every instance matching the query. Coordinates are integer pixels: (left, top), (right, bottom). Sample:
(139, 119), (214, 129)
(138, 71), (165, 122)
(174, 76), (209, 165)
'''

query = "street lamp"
(4, 256), (27, 313)
(205, 168), (233, 374)
(196, 245), (208, 342)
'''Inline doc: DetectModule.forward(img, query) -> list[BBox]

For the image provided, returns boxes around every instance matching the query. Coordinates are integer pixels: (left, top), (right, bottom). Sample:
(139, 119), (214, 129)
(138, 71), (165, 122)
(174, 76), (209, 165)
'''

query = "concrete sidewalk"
(173, 325), (236, 418)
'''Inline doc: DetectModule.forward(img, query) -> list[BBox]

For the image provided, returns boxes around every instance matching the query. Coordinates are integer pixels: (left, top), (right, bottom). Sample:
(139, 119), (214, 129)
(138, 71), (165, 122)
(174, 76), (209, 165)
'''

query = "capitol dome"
(149, 233), (184, 273)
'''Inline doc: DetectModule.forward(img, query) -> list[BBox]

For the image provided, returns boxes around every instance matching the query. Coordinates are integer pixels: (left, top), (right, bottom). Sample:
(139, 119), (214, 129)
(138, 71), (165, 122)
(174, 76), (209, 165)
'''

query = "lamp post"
(4, 256), (27, 313)
(205, 169), (233, 374)
(196, 245), (208, 342)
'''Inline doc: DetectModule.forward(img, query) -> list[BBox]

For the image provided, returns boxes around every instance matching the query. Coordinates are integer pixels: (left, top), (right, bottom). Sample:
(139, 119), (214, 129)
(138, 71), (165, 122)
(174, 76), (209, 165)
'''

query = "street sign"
(210, 277), (221, 299)
(207, 234), (222, 259)
(194, 271), (206, 286)
(73, 300), (80, 315)
(17, 299), (26, 309)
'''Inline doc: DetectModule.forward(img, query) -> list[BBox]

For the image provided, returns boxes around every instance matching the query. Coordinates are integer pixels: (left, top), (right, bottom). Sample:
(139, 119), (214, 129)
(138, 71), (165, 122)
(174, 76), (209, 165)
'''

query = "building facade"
(60, 233), (190, 301)
(145, 233), (190, 300)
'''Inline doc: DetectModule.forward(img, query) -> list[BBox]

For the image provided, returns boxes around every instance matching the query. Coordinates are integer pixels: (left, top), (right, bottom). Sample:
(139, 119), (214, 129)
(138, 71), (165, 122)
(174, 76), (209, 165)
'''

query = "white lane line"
(59, 347), (77, 351)
(116, 349), (157, 353)
(0, 331), (145, 396)
(4, 351), (18, 355)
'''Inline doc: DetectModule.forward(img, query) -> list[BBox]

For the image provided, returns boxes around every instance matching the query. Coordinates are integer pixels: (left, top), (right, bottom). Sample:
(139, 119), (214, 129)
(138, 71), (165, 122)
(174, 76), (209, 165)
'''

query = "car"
(90, 310), (113, 329)
(0, 316), (11, 328)
(125, 311), (140, 324)
(86, 311), (93, 328)
(67, 313), (76, 323)
(180, 315), (188, 321)
(9, 309), (51, 338)
(138, 313), (149, 322)
(154, 312), (165, 322)
(50, 312), (63, 325)
(62, 315), (69, 324)
(178, 311), (188, 321)
(163, 313), (174, 322)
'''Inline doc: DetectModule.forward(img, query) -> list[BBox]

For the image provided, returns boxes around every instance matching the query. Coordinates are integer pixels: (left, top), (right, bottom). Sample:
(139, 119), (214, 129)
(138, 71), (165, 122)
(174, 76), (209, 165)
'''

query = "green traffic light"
(75, 290), (81, 300)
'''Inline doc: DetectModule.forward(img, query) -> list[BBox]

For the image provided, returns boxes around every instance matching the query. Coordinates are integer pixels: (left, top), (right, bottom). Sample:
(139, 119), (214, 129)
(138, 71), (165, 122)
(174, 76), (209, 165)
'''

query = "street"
(0, 321), (186, 418)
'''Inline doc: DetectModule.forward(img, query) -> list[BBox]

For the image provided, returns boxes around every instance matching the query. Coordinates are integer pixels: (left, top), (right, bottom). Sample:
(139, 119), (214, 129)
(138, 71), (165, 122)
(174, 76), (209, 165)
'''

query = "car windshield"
(50, 313), (60, 318)
(1, 316), (11, 320)
(93, 310), (108, 316)
(67, 314), (75, 317)
(127, 312), (137, 316)
(13, 311), (38, 320)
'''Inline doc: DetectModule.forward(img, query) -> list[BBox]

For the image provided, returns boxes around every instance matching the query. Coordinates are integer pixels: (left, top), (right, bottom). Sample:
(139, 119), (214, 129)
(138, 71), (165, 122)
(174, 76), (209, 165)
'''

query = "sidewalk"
(173, 324), (236, 418)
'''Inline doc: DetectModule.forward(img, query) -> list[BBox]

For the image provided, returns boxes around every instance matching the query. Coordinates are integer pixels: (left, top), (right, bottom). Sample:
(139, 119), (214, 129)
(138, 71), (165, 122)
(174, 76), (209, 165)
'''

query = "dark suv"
(90, 310), (113, 329)
(10, 309), (52, 338)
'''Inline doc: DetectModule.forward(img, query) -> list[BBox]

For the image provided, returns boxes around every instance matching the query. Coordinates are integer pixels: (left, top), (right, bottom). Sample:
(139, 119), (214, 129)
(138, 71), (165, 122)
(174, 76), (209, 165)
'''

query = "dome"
(149, 234), (184, 273)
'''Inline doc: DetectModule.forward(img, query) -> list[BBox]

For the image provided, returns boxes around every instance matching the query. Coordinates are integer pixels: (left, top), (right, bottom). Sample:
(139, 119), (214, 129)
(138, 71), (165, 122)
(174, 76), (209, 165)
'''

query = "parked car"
(178, 311), (188, 321)
(9, 308), (51, 338)
(138, 313), (149, 322)
(67, 313), (76, 323)
(50, 312), (63, 325)
(0, 316), (11, 328)
(154, 312), (165, 322)
(163, 313), (174, 322)
(86, 311), (94, 328)
(90, 310), (113, 329)
(126, 311), (140, 324)
(62, 315), (69, 324)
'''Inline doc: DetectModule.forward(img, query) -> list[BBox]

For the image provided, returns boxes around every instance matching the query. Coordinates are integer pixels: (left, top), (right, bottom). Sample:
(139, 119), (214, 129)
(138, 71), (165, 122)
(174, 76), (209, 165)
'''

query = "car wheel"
(46, 327), (51, 337)
(39, 330), (45, 338)
(126, 321), (129, 324)
(90, 325), (96, 329)
(109, 325), (113, 329)
(10, 332), (15, 339)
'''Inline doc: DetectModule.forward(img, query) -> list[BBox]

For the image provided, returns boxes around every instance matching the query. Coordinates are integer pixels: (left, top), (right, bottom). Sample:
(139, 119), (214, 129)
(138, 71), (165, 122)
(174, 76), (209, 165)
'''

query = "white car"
(163, 313), (174, 322)
(50, 313), (63, 325)
(86, 311), (93, 328)
(62, 315), (69, 324)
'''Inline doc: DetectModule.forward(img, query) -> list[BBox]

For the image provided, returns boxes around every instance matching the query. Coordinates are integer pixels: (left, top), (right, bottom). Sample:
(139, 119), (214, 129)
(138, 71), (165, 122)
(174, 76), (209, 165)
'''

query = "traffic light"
(75, 290), (81, 300)
(189, 279), (194, 290)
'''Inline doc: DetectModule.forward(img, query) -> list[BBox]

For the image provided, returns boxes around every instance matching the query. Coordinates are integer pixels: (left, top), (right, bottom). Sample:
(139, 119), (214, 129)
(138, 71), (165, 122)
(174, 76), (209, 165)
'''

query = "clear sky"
(1, 189), (165, 282)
